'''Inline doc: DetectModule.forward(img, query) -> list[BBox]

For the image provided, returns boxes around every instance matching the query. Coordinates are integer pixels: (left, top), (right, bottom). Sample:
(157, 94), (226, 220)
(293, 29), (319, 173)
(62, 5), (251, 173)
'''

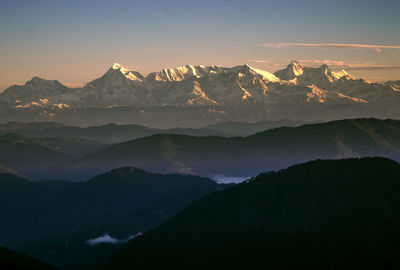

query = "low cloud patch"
(86, 232), (142, 246)
(213, 175), (250, 184)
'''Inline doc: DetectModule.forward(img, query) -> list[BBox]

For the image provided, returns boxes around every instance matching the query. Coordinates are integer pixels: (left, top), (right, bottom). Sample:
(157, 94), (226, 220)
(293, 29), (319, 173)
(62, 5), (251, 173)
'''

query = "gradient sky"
(1, 0), (399, 90)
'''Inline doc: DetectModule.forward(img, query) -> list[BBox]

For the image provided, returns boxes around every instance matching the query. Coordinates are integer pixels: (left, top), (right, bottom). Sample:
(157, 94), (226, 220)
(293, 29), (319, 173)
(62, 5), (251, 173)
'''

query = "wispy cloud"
(341, 64), (400, 70)
(298, 59), (400, 70)
(246, 59), (269, 63)
(248, 58), (400, 71)
(259, 43), (400, 52)
(297, 59), (346, 66)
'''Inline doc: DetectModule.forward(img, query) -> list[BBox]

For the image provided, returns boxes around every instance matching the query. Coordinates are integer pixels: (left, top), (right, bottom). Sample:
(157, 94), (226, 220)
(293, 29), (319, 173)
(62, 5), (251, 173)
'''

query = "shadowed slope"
(0, 168), (228, 269)
(0, 246), (57, 270)
(102, 157), (400, 270)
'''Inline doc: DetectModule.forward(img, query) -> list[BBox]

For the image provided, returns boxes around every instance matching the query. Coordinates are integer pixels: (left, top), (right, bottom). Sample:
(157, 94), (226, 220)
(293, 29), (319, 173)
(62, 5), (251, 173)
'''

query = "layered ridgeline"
(0, 133), (106, 179)
(1, 61), (399, 127)
(0, 168), (227, 269)
(102, 157), (400, 270)
(0, 246), (58, 270)
(0, 119), (308, 143)
(2, 118), (400, 180)
(83, 118), (400, 179)
(0, 164), (18, 175)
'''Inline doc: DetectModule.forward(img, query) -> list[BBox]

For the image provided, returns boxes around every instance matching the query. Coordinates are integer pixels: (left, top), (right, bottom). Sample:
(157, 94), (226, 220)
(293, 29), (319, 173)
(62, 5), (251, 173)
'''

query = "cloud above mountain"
(249, 59), (400, 71)
(259, 43), (400, 53)
(246, 59), (270, 63)
(298, 60), (400, 70)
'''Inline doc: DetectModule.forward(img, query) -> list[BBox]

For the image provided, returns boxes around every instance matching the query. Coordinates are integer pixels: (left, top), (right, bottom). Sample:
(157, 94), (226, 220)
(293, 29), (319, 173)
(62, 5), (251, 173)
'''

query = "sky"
(0, 0), (399, 90)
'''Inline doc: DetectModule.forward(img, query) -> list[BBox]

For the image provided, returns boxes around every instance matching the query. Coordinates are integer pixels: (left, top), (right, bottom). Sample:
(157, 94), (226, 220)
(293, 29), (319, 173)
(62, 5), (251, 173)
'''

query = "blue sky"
(1, 0), (399, 88)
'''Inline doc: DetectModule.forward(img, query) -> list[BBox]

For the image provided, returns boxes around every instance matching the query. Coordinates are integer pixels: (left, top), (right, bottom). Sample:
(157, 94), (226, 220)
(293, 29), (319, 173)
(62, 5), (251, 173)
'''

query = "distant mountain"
(0, 169), (228, 269)
(0, 133), (105, 159)
(0, 165), (18, 175)
(274, 60), (357, 84)
(83, 118), (400, 179)
(0, 246), (57, 270)
(0, 77), (69, 106)
(0, 61), (398, 127)
(0, 121), (232, 144)
(0, 133), (106, 179)
(102, 157), (400, 270)
(2, 118), (400, 181)
(385, 80), (400, 92)
(0, 133), (68, 163)
(203, 119), (310, 136)
(0, 120), (310, 143)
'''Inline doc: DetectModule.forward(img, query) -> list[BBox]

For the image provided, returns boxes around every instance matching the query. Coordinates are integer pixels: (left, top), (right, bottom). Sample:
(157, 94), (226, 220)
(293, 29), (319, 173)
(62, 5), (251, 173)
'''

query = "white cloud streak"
(245, 58), (400, 71)
(297, 59), (400, 70)
(342, 64), (400, 70)
(259, 43), (400, 52)
(246, 59), (269, 63)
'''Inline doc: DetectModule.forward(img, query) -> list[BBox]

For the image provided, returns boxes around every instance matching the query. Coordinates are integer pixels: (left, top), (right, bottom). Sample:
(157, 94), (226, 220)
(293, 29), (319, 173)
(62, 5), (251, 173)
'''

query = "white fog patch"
(86, 232), (143, 246)
(212, 175), (250, 184)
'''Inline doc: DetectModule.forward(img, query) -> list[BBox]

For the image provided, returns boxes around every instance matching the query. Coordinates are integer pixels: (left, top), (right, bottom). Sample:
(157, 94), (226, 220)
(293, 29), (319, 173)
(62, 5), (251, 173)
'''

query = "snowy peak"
(274, 61), (356, 84)
(147, 65), (220, 82)
(302, 64), (357, 82)
(216, 64), (279, 83)
(288, 60), (304, 76)
(112, 63), (124, 70)
(274, 60), (304, 80)
(385, 80), (400, 92)
(110, 63), (143, 82)
(145, 64), (280, 83)
(300, 64), (335, 84)
(247, 65), (280, 83)
(314, 65), (356, 82)
(330, 69), (357, 81)
(0, 76), (69, 105)
(0, 61), (396, 118)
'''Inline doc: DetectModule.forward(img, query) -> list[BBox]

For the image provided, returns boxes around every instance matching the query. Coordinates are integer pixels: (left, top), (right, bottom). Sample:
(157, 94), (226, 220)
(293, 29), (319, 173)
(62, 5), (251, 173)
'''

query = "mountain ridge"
(1, 118), (399, 180)
(81, 118), (400, 179)
(0, 245), (58, 270)
(1, 61), (398, 127)
(0, 119), (308, 143)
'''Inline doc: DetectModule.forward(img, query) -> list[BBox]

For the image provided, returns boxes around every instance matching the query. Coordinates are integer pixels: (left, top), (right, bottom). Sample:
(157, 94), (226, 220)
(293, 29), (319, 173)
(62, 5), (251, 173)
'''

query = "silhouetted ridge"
(0, 173), (31, 187)
(102, 157), (400, 270)
(0, 246), (58, 270)
(87, 167), (150, 184)
(0, 133), (26, 140)
(0, 167), (227, 269)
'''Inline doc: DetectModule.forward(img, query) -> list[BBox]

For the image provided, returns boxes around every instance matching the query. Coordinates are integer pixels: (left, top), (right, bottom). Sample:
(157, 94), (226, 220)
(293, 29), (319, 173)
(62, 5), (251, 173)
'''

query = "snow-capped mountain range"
(0, 61), (399, 127)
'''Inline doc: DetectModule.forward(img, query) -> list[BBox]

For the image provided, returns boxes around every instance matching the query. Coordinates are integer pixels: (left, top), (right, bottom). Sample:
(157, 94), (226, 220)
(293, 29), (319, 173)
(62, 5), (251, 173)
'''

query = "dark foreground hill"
(0, 169), (227, 269)
(0, 246), (57, 270)
(102, 157), (400, 270)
